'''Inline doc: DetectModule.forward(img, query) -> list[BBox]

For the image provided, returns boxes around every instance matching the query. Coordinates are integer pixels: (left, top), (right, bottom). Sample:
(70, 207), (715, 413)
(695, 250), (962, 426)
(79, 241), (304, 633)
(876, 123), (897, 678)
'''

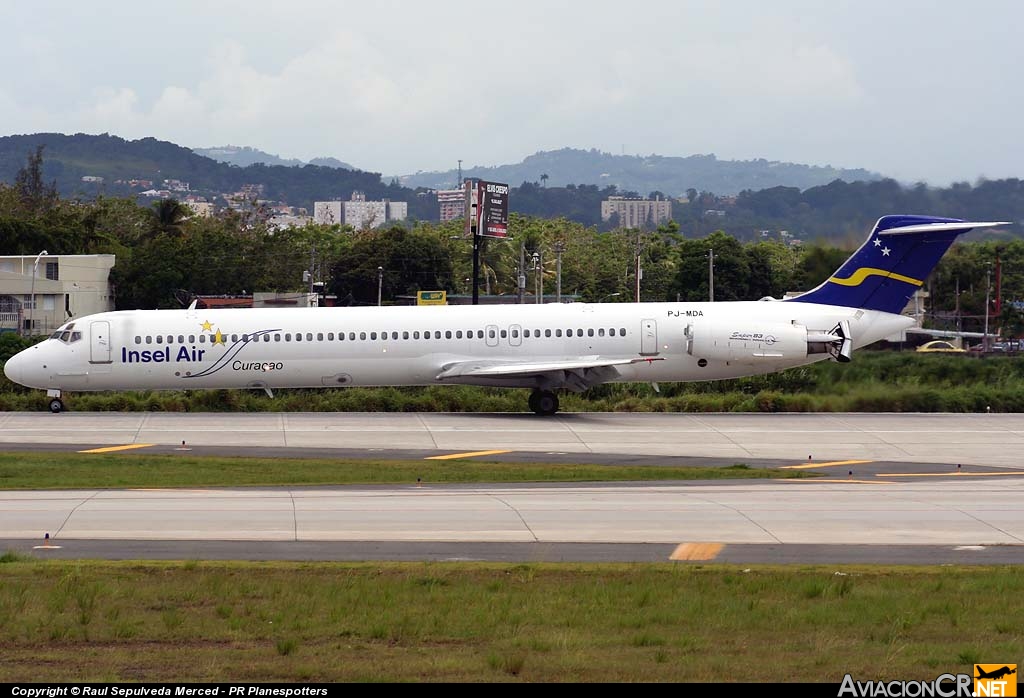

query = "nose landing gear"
(528, 389), (559, 416)
(47, 391), (65, 414)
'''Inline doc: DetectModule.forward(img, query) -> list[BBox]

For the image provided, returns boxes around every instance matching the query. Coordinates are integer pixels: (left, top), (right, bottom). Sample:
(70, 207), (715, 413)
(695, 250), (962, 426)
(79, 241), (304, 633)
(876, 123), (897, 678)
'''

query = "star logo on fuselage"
(212, 329), (225, 346)
(201, 320), (213, 332)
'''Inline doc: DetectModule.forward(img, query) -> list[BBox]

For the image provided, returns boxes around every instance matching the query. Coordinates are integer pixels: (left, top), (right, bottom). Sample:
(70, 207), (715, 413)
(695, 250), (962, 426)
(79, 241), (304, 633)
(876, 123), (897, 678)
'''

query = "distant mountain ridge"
(194, 144), (355, 171)
(394, 148), (883, 196)
(0, 132), (431, 218)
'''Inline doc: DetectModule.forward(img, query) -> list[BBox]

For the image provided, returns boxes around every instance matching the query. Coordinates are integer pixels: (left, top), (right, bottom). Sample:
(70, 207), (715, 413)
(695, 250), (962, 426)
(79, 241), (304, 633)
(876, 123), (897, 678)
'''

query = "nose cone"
(3, 345), (33, 388)
(3, 349), (24, 385)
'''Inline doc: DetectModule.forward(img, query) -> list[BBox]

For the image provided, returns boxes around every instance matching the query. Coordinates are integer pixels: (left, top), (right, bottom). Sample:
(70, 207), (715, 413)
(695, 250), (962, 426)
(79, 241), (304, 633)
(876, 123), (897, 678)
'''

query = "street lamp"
(27, 250), (48, 337)
(377, 266), (383, 307)
(598, 292), (621, 303)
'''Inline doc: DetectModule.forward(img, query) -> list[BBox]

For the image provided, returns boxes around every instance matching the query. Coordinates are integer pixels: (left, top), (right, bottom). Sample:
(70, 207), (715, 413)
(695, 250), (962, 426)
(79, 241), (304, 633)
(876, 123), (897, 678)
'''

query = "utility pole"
(309, 245), (316, 305)
(553, 241), (565, 303)
(634, 231), (642, 302)
(984, 264), (991, 351)
(532, 251), (542, 304)
(955, 277), (961, 333)
(377, 266), (383, 307)
(518, 242), (526, 304)
(708, 248), (715, 302)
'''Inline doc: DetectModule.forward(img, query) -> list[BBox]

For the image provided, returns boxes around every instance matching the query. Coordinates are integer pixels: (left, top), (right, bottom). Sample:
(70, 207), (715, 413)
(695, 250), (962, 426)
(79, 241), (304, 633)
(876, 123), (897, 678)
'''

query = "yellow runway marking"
(781, 459), (873, 470)
(670, 543), (723, 561)
(877, 471), (1024, 478)
(78, 444), (155, 454)
(425, 449), (512, 460)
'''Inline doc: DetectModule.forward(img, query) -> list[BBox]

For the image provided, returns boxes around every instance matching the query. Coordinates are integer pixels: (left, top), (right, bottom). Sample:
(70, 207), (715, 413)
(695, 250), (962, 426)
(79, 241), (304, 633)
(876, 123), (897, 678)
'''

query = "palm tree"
(540, 173), (549, 188)
(149, 199), (191, 237)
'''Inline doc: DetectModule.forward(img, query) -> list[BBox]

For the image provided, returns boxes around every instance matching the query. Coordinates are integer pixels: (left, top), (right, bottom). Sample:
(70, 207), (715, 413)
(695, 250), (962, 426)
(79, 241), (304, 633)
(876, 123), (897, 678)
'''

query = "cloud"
(0, 0), (1020, 184)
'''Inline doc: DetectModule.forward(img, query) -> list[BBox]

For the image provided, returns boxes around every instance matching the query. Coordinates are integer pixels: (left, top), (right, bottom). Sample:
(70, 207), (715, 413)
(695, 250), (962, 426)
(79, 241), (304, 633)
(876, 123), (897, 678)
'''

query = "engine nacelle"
(686, 321), (810, 364)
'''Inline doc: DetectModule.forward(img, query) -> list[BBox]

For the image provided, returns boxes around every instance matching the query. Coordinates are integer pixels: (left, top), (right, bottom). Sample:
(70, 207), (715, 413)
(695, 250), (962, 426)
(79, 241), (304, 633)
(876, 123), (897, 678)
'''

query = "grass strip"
(0, 452), (806, 490)
(0, 559), (1020, 682)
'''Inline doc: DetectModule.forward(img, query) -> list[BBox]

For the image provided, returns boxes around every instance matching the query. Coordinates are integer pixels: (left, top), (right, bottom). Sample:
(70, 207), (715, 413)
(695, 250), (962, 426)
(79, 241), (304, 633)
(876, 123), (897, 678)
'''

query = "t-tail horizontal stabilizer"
(786, 216), (1011, 315)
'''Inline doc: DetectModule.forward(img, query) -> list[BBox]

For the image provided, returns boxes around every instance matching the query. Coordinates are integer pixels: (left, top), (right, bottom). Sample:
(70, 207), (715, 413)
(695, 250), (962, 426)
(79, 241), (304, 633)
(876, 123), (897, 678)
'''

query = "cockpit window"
(50, 327), (82, 344)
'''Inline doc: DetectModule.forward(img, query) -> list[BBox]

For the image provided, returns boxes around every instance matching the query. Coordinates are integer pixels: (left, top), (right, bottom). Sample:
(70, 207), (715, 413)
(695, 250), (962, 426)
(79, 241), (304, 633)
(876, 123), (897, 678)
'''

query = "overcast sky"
(2, 1), (1021, 186)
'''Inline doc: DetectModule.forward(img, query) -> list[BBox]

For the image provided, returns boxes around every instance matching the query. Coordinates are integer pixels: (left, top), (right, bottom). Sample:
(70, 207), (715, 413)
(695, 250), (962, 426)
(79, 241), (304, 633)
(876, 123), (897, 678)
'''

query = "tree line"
(1, 150), (1021, 337)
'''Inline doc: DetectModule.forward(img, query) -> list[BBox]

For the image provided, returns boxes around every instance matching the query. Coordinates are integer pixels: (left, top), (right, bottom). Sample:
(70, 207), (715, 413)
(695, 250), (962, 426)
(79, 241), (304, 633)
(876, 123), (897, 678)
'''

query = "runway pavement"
(2, 411), (1024, 466)
(3, 477), (1024, 564)
(2, 412), (1024, 564)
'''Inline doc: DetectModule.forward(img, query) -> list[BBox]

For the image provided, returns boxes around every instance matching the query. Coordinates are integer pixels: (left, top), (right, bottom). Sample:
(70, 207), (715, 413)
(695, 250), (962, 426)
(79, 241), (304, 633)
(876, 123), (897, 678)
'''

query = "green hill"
(394, 147), (883, 196)
(0, 133), (429, 217)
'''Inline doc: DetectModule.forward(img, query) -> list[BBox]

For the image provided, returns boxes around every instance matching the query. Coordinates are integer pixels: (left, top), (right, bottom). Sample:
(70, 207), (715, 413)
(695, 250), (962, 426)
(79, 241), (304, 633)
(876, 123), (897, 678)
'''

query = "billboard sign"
(417, 290), (447, 306)
(465, 180), (509, 238)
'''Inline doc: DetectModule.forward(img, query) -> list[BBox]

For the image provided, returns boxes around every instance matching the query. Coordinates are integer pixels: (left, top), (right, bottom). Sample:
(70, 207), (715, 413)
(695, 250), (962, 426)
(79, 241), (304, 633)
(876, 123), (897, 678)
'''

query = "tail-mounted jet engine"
(686, 319), (853, 365)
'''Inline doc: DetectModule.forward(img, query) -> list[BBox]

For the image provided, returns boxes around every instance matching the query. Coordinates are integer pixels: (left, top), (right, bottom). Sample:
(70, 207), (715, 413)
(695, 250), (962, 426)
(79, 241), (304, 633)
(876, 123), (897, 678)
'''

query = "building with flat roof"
(600, 196), (673, 229)
(314, 193), (407, 229)
(0, 254), (115, 335)
(437, 189), (466, 222)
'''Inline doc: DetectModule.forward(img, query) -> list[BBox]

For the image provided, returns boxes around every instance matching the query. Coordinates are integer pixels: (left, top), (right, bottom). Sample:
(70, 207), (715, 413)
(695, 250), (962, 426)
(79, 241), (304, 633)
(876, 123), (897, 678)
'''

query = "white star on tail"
(881, 247), (891, 256)
(873, 238), (881, 247)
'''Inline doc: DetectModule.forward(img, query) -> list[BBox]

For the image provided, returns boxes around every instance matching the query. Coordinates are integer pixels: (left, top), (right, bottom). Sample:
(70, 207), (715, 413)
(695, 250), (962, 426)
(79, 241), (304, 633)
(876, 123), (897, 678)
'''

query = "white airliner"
(3, 215), (1008, 415)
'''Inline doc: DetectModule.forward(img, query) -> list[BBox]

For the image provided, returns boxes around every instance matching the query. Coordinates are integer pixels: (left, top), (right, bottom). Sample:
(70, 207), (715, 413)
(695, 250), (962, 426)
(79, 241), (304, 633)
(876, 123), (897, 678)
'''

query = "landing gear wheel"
(48, 398), (65, 414)
(530, 390), (559, 416)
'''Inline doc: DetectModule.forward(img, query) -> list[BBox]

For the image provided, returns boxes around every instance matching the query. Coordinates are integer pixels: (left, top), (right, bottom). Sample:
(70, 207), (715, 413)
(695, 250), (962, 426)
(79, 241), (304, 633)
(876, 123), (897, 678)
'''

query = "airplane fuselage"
(7, 300), (912, 393)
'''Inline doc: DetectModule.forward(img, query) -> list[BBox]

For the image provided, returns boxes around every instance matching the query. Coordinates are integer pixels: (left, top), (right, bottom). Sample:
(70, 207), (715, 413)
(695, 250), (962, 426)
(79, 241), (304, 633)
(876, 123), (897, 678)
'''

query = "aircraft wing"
(436, 356), (664, 392)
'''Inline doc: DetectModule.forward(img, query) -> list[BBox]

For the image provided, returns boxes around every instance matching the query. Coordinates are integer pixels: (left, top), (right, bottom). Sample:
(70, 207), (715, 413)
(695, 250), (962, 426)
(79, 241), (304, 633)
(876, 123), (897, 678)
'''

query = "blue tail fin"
(785, 215), (1008, 314)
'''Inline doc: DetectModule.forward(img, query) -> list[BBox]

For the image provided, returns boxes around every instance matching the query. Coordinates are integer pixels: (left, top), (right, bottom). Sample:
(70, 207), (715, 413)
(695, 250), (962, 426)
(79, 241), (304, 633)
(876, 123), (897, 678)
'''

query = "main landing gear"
(528, 389), (559, 416)
(47, 390), (65, 414)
